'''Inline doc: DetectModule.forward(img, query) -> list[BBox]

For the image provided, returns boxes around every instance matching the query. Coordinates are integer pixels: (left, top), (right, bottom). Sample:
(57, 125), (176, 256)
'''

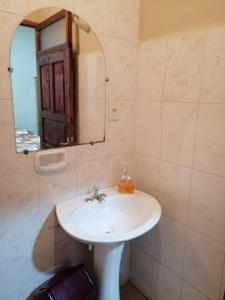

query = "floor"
(121, 282), (149, 300)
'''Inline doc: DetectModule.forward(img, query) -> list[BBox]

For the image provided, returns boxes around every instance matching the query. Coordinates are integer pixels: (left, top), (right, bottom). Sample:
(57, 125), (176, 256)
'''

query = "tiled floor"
(121, 282), (149, 300)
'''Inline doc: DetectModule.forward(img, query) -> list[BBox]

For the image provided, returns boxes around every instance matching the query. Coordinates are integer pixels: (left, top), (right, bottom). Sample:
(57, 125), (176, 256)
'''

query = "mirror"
(10, 8), (106, 153)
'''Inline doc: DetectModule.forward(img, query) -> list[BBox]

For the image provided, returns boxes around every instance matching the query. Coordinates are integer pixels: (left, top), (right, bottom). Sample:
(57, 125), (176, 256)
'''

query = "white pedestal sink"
(56, 187), (161, 300)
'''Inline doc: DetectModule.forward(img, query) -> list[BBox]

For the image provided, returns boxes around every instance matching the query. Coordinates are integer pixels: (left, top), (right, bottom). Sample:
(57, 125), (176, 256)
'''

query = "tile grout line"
(134, 152), (225, 180)
(150, 40), (169, 298)
(178, 27), (209, 300)
(136, 99), (225, 105)
(218, 259), (225, 300)
(132, 243), (213, 300)
(0, 151), (134, 179)
(0, 9), (26, 17)
(132, 32), (140, 160)
(156, 36), (170, 207)
(155, 210), (225, 249)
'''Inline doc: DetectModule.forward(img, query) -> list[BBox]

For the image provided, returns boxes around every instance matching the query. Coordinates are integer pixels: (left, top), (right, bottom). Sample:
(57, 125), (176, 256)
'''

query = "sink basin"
(57, 187), (161, 244)
(56, 187), (161, 300)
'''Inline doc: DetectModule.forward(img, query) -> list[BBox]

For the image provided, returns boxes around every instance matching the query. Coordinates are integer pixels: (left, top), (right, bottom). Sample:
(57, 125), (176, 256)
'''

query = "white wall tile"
(110, 0), (139, 41)
(0, 235), (38, 300)
(183, 230), (225, 300)
(0, 1), (140, 299)
(134, 25), (225, 300)
(194, 104), (225, 177)
(135, 101), (162, 158)
(0, 153), (34, 177)
(0, 172), (39, 245)
(164, 31), (205, 102)
(0, 103), (34, 175)
(201, 25), (225, 104)
(161, 102), (198, 167)
(75, 0), (110, 35)
(77, 158), (109, 195)
(28, 0), (74, 12)
(0, 0), (27, 15)
(0, 100), (17, 159)
(158, 160), (191, 224)
(181, 281), (211, 300)
(137, 39), (167, 101)
(109, 38), (137, 99)
(153, 216), (186, 276)
(67, 146), (78, 164)
(152, 260), (181, 300)
(107, 101), (135, 155)
(130, 245), (153, 298)
(39, 165), (77, 229)
(0, 12), (22, 99)
(134, 154), (159, 198)
(0, 101), (34, 176)
(33, 226), (83, 272)
(24, 227), (82, 299)
(188, 171), (225, 245)
(76, 142), (109, 163)
(132, 227), (155, 258)
(3, 3), (225, 300)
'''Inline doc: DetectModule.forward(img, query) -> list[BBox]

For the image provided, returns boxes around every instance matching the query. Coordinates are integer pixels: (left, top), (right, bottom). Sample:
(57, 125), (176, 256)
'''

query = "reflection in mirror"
(10, 8), (106, 153)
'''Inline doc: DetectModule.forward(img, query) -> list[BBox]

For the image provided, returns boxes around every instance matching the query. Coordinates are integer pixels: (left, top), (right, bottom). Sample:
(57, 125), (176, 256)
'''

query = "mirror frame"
(9, 7), (108, 155)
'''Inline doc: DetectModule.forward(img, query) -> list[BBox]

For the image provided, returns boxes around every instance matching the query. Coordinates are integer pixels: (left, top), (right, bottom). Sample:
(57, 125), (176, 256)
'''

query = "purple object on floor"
(31, 264), (97, 300)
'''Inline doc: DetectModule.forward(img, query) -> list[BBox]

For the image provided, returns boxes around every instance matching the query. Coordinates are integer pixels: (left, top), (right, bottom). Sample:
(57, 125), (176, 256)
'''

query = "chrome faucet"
(85, 186), (106, 203)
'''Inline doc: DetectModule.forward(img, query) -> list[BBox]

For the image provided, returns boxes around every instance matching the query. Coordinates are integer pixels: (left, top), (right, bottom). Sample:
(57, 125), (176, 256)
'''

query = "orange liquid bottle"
(118, 162), (135, 194)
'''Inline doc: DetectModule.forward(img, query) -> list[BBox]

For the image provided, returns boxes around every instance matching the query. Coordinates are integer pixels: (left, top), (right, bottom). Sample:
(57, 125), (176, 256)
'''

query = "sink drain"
(104, 227), (114, 234)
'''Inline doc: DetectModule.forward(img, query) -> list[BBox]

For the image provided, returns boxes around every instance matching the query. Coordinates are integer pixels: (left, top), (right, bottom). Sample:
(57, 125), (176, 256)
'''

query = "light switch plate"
(108, 100), (120, 121)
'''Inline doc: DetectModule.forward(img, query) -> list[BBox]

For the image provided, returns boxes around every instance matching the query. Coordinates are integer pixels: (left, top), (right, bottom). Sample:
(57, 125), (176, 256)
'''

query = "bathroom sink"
(56, 187), (161, 244)
(56, 187), (161, 300)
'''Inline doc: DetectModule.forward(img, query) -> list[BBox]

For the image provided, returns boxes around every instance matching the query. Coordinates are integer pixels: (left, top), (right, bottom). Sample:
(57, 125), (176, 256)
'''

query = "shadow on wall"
(26, 210), (91, 299)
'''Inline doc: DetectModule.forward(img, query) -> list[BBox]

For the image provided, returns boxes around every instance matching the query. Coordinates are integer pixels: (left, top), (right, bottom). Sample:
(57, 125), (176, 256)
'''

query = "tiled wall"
(78, 51), (105, 143)
(0, 0), (139, 299)
(131, 26), (225, 300)
(2, 2), (225, 300)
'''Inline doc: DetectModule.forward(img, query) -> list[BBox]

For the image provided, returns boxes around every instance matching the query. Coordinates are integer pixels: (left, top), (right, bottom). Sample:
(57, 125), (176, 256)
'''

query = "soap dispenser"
(118, 162), (135, 194)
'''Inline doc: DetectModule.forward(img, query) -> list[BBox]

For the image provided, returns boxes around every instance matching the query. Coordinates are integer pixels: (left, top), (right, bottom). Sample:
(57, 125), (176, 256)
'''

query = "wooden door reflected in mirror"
(10, 8), (106, 153)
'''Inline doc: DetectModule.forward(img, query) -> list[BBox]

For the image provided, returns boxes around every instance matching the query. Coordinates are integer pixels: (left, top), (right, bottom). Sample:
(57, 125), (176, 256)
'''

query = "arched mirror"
(10, 8), (106, 153)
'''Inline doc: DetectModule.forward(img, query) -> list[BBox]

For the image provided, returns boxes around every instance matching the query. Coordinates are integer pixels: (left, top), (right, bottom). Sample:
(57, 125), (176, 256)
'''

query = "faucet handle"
(92, 186), (100, 192)
(87, 186), (99, 195)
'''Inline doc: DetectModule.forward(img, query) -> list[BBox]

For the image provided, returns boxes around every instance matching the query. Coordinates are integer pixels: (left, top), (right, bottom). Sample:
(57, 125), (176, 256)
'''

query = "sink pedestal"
(94, 243), (125, 300)
(57, 188), (161, 299)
